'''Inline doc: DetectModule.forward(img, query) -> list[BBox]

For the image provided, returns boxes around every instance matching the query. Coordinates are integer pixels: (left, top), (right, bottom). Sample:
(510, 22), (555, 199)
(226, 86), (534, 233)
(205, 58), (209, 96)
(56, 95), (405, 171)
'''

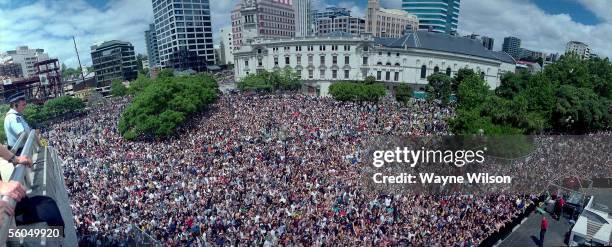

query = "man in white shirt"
(4, 91), (31, 152)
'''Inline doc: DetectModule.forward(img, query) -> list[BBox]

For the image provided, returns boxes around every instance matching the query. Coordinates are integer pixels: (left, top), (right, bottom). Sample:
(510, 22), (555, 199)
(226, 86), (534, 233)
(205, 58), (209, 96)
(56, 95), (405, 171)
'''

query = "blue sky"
(1, 0), (611, 68)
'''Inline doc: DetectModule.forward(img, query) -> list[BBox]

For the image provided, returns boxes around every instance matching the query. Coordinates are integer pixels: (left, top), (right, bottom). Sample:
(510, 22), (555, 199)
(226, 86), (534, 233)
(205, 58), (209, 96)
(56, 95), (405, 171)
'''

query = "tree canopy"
(237, 68), (301, 92)
(329, 82), (387, 102)
(118, 73), (218, 140)
(394, 84), (413, 104)
(450, 56), (611, 135)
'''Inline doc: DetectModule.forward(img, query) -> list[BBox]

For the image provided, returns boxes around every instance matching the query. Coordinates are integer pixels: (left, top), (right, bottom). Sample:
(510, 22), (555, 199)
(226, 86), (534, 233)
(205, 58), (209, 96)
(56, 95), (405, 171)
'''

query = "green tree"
(118, 74), (218, 140)
(128, 73), (153, 95)
(394, 84), (413, 104)
(329, 82), (386, 102)
(452, 68), (476, 93)
(457, 74), (490, 110)
(364, 75), (377, 84)
(237, 69), (302, 92)
(110, 79), (128, 97)
(427, 73), (452, 105)
(158, 68), (175, 79)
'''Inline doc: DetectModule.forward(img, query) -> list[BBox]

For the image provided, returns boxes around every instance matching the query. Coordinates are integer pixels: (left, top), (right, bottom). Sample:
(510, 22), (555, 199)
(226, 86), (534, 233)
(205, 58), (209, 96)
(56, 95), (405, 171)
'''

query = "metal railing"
(0, 130), (39, 243)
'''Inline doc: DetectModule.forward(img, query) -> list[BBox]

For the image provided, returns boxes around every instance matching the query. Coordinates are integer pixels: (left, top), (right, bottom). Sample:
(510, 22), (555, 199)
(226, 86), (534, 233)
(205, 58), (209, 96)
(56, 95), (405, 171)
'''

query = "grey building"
(502, 36), (521, 59)
(314, 16), (366, 36)
(152, 0), (215, 68)
(145, 23), (160, 68)
(0, 63), (23, 78)
(481, 36), (494, 50)
(90, 40), (137, 86)
(402, 0), (461, 34)
(311, 7), (351, 33)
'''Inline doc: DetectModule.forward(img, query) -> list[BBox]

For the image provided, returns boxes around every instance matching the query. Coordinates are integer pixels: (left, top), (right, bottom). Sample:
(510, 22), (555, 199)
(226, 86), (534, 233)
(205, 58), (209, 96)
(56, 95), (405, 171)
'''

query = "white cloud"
(458, 0), (612, 58)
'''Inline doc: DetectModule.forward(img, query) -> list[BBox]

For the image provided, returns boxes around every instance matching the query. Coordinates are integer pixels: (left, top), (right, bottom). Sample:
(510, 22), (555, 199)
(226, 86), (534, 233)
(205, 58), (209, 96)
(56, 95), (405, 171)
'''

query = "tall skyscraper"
(219, 27), (234, 65)
(367, 0), (419, 38)
(152, 0), (215, 68)
(144, 23), (160, 68)
(502, 36), (521, 60)
(294, 0), (312, 37)
(402, 0), (460, 34)
(231, 0), (295, 49)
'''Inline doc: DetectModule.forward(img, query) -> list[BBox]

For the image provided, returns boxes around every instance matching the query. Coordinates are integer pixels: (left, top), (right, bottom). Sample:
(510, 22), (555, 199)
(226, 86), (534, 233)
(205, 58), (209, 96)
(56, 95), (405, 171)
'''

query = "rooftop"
(374, 31), (516, 64)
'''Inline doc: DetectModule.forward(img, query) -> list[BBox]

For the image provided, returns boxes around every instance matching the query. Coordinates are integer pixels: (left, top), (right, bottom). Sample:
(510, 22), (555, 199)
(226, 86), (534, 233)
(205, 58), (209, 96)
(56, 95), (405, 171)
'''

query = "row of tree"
(237, 68), (301, 92)
(0, 96), (86, 143)
(117, 71), (219, 140)
(449, 55), (611, 135)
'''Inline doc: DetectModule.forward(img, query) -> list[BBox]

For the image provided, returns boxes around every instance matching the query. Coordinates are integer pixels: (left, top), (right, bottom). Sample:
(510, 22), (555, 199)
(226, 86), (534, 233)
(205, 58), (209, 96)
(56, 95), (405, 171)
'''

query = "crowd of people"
(42, 92), (609, 246)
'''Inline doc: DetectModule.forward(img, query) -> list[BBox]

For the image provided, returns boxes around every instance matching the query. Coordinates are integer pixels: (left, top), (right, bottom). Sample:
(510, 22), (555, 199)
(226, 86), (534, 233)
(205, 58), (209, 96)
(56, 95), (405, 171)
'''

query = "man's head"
(8, 92), (26, 113)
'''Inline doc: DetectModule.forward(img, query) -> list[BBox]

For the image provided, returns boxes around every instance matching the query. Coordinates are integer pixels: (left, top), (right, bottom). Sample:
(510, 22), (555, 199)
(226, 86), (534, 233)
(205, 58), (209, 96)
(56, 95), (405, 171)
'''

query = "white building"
(2, 46), (49, 78)
(294, 0), (311, 37)
(234, 31), (515, 95)
(566, 41), (591, 60)
(219, 26), (235, 65)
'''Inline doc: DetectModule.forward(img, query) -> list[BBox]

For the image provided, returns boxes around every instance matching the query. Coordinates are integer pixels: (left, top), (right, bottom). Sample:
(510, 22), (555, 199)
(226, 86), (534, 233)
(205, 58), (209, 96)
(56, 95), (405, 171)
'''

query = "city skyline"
(1, 0), (612, 68)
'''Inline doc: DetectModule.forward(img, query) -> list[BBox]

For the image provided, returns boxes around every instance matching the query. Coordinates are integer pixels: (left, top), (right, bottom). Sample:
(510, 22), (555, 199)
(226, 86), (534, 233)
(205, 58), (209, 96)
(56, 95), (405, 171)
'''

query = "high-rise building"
(219, 27), (234, 65)
(565, 41), (591, 60)
(520, 48), (546, 60)
(402, 0), (460, 34)
(0, 62), (23, 78)
(144, 23), (160, 68)
(3, 46), (49, 78)
(294, 0), (311, 37)
(464, 34), (494, 50)
(502, 36), (521, 60)
(152, 0), (215, 68)
(90, 40), (137, 86)
(366, 0), (419, 38)
(231, 0), (295, 49)
(314, 16), (366, 36)
(311, 7), (351, 34)
(481, 36), (494, 51)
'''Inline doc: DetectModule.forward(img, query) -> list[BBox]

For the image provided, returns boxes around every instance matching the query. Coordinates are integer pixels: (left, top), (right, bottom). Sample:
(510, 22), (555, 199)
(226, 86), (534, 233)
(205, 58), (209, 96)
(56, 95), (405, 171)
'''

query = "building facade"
(311, 7), (351, 34)
(152, 0), (215, 67)
(502, 36), (521, 60)
(3, 46), (49, 78)
(481, 36), (494, 50)
(231, 0), (295, 50)
(566, 41), (590, 60)
(0, 62), (23, 78)
(90, 40), (138, 86)
(314, 16), (366, 36)
(144, 23), (160, 68)
(234, 31), (515, 94)
(294, 0), (311, 37)
(219, 27), (235, 65)
(402, 0), (460, 34)
(367, 0), (419, 38)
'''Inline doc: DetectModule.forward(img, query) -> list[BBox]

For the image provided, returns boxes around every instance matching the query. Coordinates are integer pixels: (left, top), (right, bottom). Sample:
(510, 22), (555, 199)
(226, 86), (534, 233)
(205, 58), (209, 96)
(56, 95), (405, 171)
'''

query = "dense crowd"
(42, 93), (609, 246)
(212, 70), (234, 85)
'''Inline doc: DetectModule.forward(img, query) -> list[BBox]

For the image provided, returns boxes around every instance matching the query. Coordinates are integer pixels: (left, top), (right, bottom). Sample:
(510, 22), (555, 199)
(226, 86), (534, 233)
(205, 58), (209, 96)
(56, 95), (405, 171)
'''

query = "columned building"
(151, 0), (215, 67)
(402, 0), (460, 34)
(366, 0), (419, 38)
(234, 31), (515, 95)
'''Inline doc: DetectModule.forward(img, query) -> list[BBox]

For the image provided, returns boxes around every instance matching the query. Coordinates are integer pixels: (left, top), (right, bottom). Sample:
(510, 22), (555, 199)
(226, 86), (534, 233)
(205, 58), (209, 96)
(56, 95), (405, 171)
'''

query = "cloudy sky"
(0, 0), (611, 68)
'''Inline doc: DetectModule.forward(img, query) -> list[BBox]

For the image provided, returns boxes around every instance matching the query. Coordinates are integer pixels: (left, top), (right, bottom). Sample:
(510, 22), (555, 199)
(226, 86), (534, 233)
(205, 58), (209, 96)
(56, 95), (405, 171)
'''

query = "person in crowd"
(540, 215), (548, 247)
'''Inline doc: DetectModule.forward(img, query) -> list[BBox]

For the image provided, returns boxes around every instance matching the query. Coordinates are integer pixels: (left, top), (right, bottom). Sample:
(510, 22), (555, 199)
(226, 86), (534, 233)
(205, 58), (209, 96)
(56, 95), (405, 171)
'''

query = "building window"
(309, 69), (313, 79)
(394, 72), (399, 81)
(308, 56), (313, 64)
(285, 57), (290, 65)
(245, 60), (249, 66)
(319, 45), (326, 51)
(296, 46), (302, 51)
(481, 72), (485, 79)
(332, 70), (337, 79)
(258, 59), (263, 66)
(257, 49), (262, 54)
(344, 45), (350, 51)
(274, 57), (279, 66)
(332, 56), (337, 65)
(446, 67), (451, 76)
(345, 56), (350, 65)
(395, 63), (400, 66)
(377, 71), (382, 80)
(332, 45), (338, 51)
(320, 55), (325, 65)
(297, 55), (301, 65)
(344, 70), (349, 79)
(308, 46), (314, 51)
(320, 69), (325, 78)
(363, 46), (368, 51)
(434, 66), (439, 73)
(420, 65), (427, 78)
(385, 71), (390, 81)
(363, 57), (368, 65)
(296, 70), (302, 79)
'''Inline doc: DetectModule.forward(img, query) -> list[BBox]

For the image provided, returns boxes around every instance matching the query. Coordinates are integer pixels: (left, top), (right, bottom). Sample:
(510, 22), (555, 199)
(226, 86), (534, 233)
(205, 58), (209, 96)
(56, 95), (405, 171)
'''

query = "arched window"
(446, 67), (452, 76)
(420, 65), (427, 79)
(395, 63), (401, 66)
(386, 62), (391, 66)
(434, 66), (439, 73)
